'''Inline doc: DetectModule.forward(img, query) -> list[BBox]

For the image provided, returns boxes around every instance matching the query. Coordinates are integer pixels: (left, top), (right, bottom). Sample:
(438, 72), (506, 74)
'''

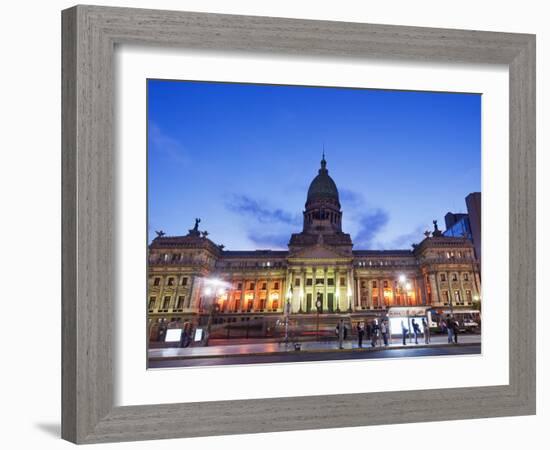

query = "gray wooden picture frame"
(61, 5), (536, 444)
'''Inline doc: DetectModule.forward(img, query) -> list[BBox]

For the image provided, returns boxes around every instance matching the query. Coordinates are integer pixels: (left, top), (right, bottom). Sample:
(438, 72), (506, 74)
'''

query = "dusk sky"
(147, 80), (481, 250)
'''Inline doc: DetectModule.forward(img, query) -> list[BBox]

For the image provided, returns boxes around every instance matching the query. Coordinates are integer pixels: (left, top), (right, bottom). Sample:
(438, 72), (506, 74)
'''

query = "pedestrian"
(371, 319), (379, 347)
(452, 318), (460, 344)
(338, 319), (344, 349)
(366, 321), (372, 340)
(356, 322), (365, 348)
(446, 315), (454, 343)
(412, 318), (421, 344)
(179, 328), (189, 348)
(440, 318), (447, 334)
(158, 325), (166, 342)
(401, 320), (408, 345)
(422, 318), (430, 344)
(380, 319), (389, 346)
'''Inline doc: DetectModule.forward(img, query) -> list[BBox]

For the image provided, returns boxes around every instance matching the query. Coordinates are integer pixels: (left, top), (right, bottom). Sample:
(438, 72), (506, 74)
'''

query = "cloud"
(353, 209), (390, 247)
(385, 225), (425, 249)
(246, 231), (289, 249)
(339, 189), (365, 208)
(148, 122), (190, 166)
(227, 195), (300, 226)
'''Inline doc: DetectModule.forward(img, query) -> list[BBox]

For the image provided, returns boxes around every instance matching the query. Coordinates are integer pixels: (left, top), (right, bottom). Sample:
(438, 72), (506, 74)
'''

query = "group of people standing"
(399, 318), (431, 345)
(355, 317), (436, 348)
(355, 319), (390, 348)
(441, 314), (460, 344)
(351, 315), (463, 349)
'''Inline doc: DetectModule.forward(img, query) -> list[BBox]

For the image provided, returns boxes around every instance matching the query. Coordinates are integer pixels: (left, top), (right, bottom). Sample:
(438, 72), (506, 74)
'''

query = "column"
(346, 268), (354, 311)
(312, 268), (317, 310)
(447, 271), (453, 309)
(301, 267), (306, 312)
(459, 272), (466, 306)
(279, 276), (288, 311)
(420, 275), (428, 305)
(323, 266), (328, 311)
(241, 277), (247, 312)
(335, 268), (341, 312)
(226, 279), (233, 312)
(378, 278), (383, 309)
(367, 279), (373, 309)
(252, 276), (260, 311)
(187, 275), (196, 310)
(391, 279), (397, 306)
(356, 276), (361, 309)
(430, 273), (440, 305)
(266, 276), (271, 311)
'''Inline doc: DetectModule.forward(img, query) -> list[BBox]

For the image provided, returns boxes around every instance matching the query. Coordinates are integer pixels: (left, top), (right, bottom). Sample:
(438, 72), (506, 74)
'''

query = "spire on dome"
(320, 147), (327, 173)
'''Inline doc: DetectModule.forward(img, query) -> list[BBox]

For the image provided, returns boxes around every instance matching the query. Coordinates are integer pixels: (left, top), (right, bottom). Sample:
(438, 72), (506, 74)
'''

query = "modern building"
(444, 192), (481, 263)
(147, 156), (481, 336)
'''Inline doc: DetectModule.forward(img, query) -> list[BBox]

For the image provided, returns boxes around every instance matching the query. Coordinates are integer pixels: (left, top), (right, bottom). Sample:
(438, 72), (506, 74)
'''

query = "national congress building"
(147, 156), (481, 334)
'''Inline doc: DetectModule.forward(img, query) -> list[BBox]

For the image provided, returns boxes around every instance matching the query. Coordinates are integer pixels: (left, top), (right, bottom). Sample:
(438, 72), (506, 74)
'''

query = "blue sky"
(148, 80), (480, 250)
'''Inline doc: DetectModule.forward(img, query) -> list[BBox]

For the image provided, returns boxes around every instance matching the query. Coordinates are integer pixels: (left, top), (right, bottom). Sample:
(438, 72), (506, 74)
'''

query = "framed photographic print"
(62, 5), (535, 444)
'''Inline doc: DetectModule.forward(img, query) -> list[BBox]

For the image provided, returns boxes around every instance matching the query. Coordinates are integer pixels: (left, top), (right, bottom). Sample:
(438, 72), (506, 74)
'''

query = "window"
(180, 277), (188, 286)
(463, 273), (469, 281)
(360, 281), (366, 289)
(466, 290), (472, 303)
(383, 281), (388, 288)
(176, 296), (185, 309)
(452, 273), (458, 282)
(162, 296), (171, 310)
(306, 278), (313, 286)
(327, 278), (334, 286)
(340, 277), (346, 286)
(440, 274), (446, 282)
(237, 282), (243, 290)
(148, 297), (156, 310)
(454, 290), (462, 304)
(274, 282), (279, 289)
(295, 278), (301, 287)
(261, 282), (267, 290)
(167, 277), (174, 286)
(317, 278), (324, 285)
(249, 282), (255, 290)
(372, 281), (377, 288)
(153, 277), (160, 286)
(443, 291), (450, 304)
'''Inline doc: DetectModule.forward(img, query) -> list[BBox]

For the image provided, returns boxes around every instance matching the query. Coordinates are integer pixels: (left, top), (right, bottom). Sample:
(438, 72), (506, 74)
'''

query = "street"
(148, 341), (481, 368)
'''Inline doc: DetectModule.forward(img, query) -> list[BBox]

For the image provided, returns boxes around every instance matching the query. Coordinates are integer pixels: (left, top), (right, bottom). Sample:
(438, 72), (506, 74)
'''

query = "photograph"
(146, 80), (482, 368)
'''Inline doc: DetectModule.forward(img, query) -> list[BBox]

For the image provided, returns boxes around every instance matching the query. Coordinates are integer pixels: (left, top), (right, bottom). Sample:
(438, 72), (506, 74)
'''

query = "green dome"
(306, 156), (339, 203)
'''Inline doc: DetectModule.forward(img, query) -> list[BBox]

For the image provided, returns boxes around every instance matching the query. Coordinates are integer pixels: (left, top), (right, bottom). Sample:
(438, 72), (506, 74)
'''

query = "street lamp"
(202, 278), (226, 346)
(397, 274), (413, 343)
(283, 286), (293, 347)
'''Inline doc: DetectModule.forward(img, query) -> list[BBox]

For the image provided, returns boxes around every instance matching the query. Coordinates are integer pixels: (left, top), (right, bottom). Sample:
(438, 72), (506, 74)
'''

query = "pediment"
(290, 243), (350, 260)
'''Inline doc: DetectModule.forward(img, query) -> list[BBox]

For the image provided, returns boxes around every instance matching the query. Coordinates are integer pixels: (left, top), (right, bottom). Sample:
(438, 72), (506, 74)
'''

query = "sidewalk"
(148, 334), (481, 361)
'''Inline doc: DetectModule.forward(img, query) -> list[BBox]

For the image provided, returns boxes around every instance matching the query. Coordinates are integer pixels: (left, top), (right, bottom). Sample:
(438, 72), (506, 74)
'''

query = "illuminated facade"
(147, 156), (481, 327)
